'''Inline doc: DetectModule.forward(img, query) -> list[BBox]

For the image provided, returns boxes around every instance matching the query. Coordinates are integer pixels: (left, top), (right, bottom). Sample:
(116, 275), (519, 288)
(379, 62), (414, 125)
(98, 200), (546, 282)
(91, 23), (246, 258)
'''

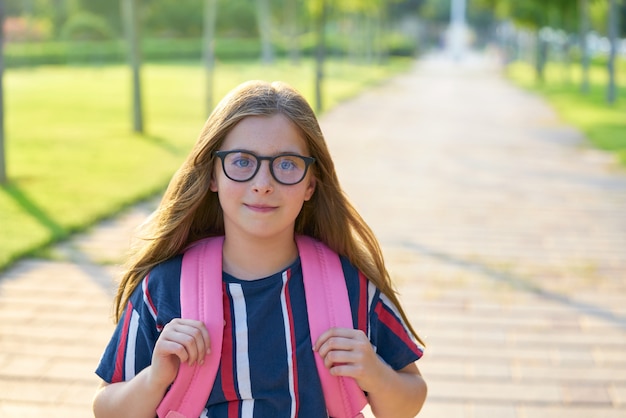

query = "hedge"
(4, 35), (418, 68)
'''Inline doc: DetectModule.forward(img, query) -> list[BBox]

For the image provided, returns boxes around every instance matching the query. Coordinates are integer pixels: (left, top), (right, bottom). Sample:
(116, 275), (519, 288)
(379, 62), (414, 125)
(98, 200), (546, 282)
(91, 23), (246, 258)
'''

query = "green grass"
(506, 59), (626, 165)
(0, 58), (412, 271)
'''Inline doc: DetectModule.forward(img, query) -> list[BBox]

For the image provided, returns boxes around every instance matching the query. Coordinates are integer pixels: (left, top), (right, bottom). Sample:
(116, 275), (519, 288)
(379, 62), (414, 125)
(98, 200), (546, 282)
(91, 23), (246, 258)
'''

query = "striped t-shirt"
(96, 254), (423, 418)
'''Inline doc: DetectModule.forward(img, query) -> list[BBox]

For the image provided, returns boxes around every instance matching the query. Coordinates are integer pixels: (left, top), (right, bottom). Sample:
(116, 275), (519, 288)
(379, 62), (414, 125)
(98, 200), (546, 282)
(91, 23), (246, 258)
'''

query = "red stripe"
(228, 400), (239, 418)
(111, 300), (133, 383)
(374, 302), (423, 358)
(357, 272), (368, 334)
(283, 269), (300, 416)
(221, 283), (239, 416)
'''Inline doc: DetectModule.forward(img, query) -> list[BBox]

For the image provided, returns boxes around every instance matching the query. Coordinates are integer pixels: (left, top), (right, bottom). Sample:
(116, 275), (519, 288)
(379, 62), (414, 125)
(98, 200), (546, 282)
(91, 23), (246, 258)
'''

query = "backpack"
(156, 235), (368, 418)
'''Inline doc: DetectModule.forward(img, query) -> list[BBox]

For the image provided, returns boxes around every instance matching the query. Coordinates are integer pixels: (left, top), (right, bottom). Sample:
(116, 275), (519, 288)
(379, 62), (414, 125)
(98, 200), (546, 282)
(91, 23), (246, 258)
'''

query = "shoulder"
(138, 255), (184, 328)
(338, 255), (368, 293)
(144, 255), (183, 296)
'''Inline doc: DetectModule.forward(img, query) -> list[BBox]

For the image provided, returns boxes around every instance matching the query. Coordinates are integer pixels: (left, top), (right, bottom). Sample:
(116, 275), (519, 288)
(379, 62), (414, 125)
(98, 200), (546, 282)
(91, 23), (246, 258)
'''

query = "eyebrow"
(220, 149), (309, 157)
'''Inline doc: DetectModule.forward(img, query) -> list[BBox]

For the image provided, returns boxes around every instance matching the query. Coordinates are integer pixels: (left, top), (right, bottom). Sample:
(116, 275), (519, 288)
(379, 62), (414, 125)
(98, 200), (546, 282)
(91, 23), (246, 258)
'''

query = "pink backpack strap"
(296, 235), (368, 418)
(156, 236), (225, 418)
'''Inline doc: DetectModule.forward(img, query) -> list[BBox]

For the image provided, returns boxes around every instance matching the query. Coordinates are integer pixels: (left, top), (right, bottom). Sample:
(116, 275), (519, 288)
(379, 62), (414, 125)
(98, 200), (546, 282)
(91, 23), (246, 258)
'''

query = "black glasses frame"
(214, 150), (316, 185)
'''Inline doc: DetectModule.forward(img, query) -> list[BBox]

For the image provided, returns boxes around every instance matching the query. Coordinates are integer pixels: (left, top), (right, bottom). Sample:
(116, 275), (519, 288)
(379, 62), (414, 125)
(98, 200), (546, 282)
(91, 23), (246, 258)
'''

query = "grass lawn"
(0, 58), (413, 271)
(506, 59), (626, 166)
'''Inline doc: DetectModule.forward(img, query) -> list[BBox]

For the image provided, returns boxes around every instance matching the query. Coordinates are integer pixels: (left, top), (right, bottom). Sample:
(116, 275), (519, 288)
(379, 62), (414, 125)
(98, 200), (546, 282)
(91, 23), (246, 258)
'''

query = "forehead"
(221, 114), (309, 154)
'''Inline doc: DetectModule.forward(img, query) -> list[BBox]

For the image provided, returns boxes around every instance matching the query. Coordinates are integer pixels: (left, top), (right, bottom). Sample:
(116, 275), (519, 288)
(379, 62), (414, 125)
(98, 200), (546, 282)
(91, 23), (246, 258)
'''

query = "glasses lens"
(223, 152), (258, 181)
(272, 155), (308, 185)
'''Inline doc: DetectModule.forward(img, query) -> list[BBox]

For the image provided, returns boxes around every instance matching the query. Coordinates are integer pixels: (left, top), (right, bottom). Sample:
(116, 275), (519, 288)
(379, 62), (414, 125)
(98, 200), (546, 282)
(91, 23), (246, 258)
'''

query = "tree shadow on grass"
(142, 134), (187, 156)
(400, 240), (626, 331)
(3, 182), (67, 240)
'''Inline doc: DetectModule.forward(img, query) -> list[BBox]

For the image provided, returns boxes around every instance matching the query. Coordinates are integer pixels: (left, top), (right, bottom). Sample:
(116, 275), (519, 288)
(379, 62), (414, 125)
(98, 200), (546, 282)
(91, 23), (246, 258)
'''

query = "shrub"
(60, 12), (116, 41)
(4, 17), (52, 42)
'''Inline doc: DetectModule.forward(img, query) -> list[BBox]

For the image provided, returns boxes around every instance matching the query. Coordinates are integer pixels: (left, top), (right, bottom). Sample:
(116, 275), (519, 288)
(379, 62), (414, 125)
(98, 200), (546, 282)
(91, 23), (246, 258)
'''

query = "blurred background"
(0, 0), (624, 271)
(0, 1), (625, 417)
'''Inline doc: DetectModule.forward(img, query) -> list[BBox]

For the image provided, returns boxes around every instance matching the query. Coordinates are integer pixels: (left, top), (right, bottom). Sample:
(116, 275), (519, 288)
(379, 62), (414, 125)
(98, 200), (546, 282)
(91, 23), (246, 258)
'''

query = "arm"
(93, 319), (211, 418)
(93, 370), (169, 418)
(314, 328), (427, 418)
(365, 362), (427, 417)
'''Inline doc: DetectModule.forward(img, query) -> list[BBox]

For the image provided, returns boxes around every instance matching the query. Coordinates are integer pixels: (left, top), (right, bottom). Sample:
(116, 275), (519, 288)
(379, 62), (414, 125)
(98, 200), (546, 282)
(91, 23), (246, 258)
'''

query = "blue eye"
(227, 153), (257, 170)
(276, 159), (297, 171)
(275, 156), (305, 172)
(233, 157), (252, 168)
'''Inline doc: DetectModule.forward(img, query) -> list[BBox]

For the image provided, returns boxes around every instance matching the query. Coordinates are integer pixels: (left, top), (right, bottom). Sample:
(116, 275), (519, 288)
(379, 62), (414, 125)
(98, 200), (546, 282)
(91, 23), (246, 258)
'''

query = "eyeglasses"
(214, 150), (315, 185)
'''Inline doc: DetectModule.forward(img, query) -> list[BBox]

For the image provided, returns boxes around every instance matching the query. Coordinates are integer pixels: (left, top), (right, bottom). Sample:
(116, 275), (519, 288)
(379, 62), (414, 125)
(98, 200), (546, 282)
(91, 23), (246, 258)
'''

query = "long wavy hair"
(113, 80), (423, 345)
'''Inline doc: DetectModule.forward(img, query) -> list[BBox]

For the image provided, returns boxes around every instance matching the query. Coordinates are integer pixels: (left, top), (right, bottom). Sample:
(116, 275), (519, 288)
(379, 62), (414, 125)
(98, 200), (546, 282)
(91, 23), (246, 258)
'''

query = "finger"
(162, 322), (203, 366)
(316, 334), (358, 359)
(178, 323), (209, 359)
(329, 362), (365, 378)
(156, 339), (190, 364)
(174, 319), (211, 355)
(320, 347), (357, 369)
(314, 327), (357, 351)
(170, 328), (201, 366)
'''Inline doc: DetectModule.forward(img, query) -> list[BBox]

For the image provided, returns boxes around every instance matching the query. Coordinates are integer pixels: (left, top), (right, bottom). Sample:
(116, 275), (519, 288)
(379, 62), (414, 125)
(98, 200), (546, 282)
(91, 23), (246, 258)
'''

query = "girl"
(93, 80), (427, 418)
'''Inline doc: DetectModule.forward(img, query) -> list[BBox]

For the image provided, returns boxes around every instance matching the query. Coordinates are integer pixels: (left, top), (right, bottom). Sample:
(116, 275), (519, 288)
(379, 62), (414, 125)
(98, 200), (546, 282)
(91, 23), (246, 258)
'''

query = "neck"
(222, 232), (299, 280)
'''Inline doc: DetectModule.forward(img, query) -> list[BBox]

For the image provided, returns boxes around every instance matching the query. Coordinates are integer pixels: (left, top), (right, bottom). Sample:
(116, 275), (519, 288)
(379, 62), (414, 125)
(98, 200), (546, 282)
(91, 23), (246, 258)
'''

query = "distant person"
(92, 80), (427, 417)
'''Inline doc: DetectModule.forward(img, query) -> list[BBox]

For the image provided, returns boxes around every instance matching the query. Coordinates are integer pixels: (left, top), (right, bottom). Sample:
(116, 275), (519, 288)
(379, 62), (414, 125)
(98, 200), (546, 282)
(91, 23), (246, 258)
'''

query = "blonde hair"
(114, 80), (423, 345)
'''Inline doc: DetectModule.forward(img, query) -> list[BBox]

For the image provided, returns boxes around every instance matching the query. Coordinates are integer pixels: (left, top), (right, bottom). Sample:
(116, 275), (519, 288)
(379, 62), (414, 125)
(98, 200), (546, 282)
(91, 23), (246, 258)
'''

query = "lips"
(245, 203), (278, 212)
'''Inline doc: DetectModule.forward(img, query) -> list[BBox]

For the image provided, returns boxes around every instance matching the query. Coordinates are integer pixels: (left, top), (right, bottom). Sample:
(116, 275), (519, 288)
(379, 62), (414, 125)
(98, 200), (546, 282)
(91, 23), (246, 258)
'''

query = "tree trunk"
(203, 0), (218, 115)
(256, 0), (274, 64)
(314, 0), (327, 113)
(535, 30), (547, 84)
(51, 0), (66, 39)
(378, 2), (390, 64)
(122, 0), (144, 133)
(0, 0), (6, 184)
(606, 0), (619, 104)
(579, 0), (590, 94)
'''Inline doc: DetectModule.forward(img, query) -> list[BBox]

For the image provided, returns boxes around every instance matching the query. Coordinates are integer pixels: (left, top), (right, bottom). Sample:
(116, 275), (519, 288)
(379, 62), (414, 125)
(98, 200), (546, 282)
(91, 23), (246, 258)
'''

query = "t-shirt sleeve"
(95, 256), (183, 383)
(340, 257), (424, 371)
(95, 279), (159, 383)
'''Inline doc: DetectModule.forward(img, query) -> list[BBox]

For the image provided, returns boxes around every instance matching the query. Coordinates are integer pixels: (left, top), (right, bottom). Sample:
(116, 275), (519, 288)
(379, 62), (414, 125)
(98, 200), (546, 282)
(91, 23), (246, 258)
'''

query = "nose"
(251, 160), (274, 193)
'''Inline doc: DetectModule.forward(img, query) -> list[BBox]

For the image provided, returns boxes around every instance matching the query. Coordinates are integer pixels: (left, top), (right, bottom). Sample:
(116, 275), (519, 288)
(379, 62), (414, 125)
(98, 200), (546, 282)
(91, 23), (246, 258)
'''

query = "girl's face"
(210, 114), (316, 242)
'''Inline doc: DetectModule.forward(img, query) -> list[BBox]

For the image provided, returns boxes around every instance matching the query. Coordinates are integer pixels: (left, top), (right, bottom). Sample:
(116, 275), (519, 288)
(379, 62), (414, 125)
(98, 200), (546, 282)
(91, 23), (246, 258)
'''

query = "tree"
(143, 0), (203, 37)
(121, 0), (143, 133)
(606, 0), (620, 104)
(256, 0), (274, 64)
(0, 0), (6, 185)
(286, 0), (300, 65)
(313, 0), (328, 113)
(76, 0), (122, 35)
(479, 0), (580, 82)
(579, 0), (591, 93)
(203, 0), (218, 115)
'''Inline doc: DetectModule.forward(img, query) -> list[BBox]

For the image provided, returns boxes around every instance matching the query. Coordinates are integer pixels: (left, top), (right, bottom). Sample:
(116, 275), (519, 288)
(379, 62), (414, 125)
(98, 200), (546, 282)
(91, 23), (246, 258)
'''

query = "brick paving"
(1, 52), (625, 417)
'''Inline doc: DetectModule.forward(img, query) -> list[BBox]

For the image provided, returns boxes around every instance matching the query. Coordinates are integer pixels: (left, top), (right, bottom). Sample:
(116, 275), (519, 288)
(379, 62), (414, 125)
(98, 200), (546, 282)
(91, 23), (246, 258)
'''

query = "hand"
(313, 327), (384, 393)
(149, 319), (211, 387)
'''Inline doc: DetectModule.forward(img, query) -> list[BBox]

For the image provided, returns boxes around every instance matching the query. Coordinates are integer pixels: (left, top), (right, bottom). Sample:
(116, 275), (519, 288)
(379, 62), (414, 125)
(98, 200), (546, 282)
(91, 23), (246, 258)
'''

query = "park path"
(1, 52), (626, 417)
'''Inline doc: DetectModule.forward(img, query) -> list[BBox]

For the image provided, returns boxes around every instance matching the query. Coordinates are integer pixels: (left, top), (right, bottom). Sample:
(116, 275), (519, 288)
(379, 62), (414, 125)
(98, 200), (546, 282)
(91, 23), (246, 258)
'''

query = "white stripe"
(241, 399), (254, 417)
(229, 283), (255, 417)
(200, 408), (209, 418)
(280, 271), (297, 418)
(141, 278), (157, 322)
(125, 309), (140, 379)
(367, 281), (376, 340)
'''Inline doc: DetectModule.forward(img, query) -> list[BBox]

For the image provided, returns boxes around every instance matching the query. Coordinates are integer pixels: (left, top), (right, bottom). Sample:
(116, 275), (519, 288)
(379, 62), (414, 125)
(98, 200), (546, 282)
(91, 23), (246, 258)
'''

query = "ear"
(209, 174), (218, 192)
(304, 177), (316, 201)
